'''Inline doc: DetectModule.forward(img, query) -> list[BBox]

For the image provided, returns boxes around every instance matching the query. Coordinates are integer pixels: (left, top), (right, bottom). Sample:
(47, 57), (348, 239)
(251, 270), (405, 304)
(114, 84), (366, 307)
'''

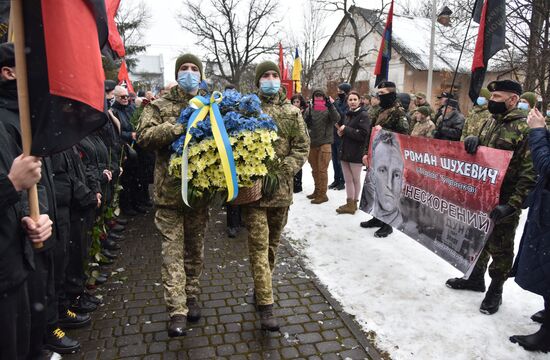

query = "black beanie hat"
(104, 80), (117, 92)
(0, 42), (15, 68)
(338, 83), (352, 93)
(254, 61), (281, 87)
(487, 80), (522, 96)
(175, 53), (203, 80)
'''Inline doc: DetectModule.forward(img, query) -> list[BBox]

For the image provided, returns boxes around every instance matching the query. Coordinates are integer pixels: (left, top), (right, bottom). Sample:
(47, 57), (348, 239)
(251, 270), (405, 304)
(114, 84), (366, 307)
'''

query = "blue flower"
(221, 89), (242, 108)
(171, 135), (184, 155)
(177, 107), (195, 125)
(239, 94), (261, 114)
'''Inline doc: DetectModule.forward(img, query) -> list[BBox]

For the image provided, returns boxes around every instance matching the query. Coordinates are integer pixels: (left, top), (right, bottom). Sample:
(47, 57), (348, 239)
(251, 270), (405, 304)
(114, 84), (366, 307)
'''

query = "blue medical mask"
(476, 97), (487, 106)
(517, 102), (529, 111)
(260, 79), (281, 95)
(546, 110), (550, 117)
(177, 71), (200, 93)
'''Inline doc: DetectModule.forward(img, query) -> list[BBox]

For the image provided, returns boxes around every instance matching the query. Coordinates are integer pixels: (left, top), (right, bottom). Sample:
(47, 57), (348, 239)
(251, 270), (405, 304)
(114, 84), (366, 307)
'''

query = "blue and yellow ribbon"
(181, 92), (239, 206)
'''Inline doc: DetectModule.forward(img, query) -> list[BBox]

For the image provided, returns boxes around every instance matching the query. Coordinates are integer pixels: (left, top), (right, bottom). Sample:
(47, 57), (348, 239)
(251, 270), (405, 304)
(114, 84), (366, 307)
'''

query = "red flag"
(105, 0), (125, 58)
(24, 0), (107, 156)
(118, 60), (135, 94)
(374, 0), (394, 86)
(279, 42), (287, 80)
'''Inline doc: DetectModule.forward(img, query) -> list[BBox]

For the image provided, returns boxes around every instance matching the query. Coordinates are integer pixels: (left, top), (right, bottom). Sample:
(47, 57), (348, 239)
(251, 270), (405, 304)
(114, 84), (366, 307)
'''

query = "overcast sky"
(143, 0), (391, 83)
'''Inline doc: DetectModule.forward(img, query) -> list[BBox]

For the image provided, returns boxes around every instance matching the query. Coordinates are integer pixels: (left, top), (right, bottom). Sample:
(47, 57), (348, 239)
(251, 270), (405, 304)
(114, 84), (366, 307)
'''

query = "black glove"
(325, 96), (332, 108)
(464, 136), (480, 154)
(489, 204), (516, 224)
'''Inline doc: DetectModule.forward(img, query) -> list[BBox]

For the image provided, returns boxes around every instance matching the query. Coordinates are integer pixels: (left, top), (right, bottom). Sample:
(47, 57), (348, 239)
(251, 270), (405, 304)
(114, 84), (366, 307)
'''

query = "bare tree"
(115, 0), (151, 71)
(316, 0), (387, 86)
(179, 0), (280, 89)
(300, 0), (329, 93)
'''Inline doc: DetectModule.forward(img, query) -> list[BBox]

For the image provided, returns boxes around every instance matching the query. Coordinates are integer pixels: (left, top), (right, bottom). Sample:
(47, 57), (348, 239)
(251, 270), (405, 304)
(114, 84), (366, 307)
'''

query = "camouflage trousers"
(474, 212), (520, 280)
(242, 206), (289, 306)
(154, 207), (209, 316)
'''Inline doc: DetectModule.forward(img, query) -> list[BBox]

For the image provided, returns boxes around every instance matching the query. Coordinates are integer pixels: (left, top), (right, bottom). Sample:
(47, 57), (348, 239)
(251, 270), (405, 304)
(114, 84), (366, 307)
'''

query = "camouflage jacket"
(461, 105), (491, 140)
(374, 102), (409, 134)
(478, 108), (535, 209)
(367, 105), (381, 124)
(546, 116), (550, 128)
(256, 90), (310, 208)
(136, 86), (191, 209)
(411, 119), (435, 138)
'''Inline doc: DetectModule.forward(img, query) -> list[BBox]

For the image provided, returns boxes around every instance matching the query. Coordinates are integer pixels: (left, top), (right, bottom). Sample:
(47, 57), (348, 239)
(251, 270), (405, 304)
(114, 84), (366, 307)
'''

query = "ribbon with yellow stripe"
(181, 92), (239, 206)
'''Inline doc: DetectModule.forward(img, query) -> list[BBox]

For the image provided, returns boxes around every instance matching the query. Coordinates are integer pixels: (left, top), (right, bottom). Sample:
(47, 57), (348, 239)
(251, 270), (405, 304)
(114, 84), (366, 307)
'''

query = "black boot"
(360, 218), (385, 228)
(70, 295), (98, 313)
(101, 248), (118, 259)
(335, 182), (345, 190)
(480, 278), (505, 315)
(446, 266), (486, 292)
(374, 223), (393, 238)
(102, 239), (120, 251)
(187, 298), (201, 322)
(44, 327), (81, 354)
(115, 217), (128, 225)
(58, 309), (91, 329)
(81, 292), (102, 305)
(168, 315), (187, 337)
(510, 326), (550, 352)
(328, 181), (338, 189)
(258, 304), (279, 332)
(531, 310), (546, 324)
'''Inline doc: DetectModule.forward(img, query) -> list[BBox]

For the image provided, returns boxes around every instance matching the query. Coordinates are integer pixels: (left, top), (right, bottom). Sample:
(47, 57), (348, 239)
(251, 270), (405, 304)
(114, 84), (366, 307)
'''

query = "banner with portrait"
(360, 126), (513, 276)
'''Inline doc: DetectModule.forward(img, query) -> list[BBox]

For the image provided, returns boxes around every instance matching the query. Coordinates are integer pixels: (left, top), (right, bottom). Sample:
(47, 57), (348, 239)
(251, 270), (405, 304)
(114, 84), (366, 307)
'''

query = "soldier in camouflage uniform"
(461, 88), (491, 140)
(447, 80), (536, 315)
(137, 53), (209, 337)
(360, 81), (409, 238)
(242, 61), (309, 331)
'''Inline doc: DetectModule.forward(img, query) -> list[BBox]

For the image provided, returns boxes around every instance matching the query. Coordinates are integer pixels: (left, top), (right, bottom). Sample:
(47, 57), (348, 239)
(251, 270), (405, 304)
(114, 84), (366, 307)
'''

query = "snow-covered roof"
(131, 55), (164, 75)
(350, 6), (504, 73)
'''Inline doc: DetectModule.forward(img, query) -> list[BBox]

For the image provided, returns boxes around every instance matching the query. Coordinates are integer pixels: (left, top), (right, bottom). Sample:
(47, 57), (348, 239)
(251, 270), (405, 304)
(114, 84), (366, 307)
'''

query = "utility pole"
(427, 0), (437, 103)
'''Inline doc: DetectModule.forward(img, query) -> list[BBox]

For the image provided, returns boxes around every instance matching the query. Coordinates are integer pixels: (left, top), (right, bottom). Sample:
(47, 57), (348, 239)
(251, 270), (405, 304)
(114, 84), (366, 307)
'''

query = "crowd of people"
(1, 40), (549, 360)
(0, 42), (157, 359)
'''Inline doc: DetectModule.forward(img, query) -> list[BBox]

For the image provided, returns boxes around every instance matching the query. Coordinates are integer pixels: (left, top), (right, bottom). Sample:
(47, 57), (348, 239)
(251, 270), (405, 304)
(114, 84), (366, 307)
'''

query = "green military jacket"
(374, 102), (409, 134)
(136, 86), (191, 209)
(461, 105), (491, 140)
(478, 108), (535, 209)
(305, 104), (340, 147)
(256, 90), (310, 208)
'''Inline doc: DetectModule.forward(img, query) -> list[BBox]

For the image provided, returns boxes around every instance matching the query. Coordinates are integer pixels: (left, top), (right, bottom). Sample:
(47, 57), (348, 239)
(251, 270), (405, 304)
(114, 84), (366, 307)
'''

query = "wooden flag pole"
(11, 0), (42, 249)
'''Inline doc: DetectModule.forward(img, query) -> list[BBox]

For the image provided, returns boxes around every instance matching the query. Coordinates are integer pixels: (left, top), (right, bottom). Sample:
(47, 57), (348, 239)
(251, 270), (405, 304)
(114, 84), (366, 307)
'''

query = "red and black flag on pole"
(468, 0), (506, 103)
(103, 0), (125, 60)
(374, 0), (394, 87)
(22, 0), (108, 156)
(118, 59), (135, 94)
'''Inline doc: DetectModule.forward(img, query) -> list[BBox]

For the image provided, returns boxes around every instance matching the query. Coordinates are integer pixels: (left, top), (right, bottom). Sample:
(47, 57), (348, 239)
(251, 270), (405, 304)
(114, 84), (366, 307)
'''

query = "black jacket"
(0, 121), (33, 293)
(0, 85), (58, 253)
(434, 110), (465, 141)
(111, 102), (136, 144)
(338, 107), (371, 163)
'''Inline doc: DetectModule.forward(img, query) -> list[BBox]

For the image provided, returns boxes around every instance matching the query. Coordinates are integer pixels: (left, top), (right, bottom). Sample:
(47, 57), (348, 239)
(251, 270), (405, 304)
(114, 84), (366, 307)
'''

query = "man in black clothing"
(433, 99), (465, 141)
(330, 83), (350, 190)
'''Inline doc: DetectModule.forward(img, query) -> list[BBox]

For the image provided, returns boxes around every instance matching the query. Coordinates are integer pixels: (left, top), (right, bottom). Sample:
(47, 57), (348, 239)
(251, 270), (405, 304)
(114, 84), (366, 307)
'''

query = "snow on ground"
(285, 163), (546, 360)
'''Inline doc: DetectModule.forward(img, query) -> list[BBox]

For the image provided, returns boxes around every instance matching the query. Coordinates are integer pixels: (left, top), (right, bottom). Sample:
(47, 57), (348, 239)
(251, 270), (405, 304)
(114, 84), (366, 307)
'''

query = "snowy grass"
(285, 162), (545, 360)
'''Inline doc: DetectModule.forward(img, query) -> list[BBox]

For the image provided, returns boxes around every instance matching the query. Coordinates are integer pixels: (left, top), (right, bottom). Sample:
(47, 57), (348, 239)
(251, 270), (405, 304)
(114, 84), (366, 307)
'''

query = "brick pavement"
(64, 208), (383, 360)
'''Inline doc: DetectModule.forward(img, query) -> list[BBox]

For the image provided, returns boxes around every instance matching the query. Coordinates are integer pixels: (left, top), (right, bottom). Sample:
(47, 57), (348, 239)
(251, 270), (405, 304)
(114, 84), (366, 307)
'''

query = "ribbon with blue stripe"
(181, 92), (239, 206)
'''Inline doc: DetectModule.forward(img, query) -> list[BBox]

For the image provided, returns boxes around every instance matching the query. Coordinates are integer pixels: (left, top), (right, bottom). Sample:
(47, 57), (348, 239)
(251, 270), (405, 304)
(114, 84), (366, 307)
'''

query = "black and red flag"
(23, 0), (108, 156)
(468, 0), (506, 103)
(103, 0), (125, 60)
(374, 0), (394, 87)
(118, 60), (135, 94)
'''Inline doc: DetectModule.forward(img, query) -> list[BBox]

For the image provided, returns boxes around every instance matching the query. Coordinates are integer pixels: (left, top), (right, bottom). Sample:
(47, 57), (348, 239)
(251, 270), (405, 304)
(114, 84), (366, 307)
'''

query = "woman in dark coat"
(509, 107), (550, 352)
(335, 90), (371, 214)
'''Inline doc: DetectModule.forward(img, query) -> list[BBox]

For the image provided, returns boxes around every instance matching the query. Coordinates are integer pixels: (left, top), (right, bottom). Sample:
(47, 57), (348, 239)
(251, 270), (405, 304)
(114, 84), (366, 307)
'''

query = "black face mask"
(378, 92), (396, 109)
(488, 100), (508, 115)
(0, 79), (18, 95)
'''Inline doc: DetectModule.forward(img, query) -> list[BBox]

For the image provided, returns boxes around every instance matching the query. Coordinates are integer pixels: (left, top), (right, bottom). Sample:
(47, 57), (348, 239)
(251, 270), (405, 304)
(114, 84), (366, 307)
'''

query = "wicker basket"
(230, 180), (262, 205)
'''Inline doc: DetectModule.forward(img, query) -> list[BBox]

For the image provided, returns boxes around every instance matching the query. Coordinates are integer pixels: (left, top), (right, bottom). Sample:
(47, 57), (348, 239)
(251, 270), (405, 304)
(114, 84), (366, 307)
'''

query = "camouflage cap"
(520, 92), (537, 109)
(415, 92), (427, 99)
(479, 87), (491, 100)
(415, 106), (431, 116)
(255, 61), (280, 87)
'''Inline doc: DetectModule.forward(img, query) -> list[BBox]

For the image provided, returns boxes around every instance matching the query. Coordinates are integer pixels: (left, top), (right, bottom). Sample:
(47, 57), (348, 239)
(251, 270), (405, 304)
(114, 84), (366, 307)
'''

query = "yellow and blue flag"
(292, 48), (302, 93)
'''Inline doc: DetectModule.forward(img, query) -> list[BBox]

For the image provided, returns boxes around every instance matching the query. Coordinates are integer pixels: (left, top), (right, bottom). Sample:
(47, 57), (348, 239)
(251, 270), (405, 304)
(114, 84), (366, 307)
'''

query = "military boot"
(446, 266), (486, 292)
(186, 298), (201, 322)
(44, 327), (80, 354)
(168, 315), (187, 337)
(337, 199), (357, 214)
(510, 326), (550, 352)
(374, 223), (393, 237)
(360, 217), (385, 228)
(311, 194), (329, 204)
(480, 278), (505, 315)
(258, 304), (279, 332)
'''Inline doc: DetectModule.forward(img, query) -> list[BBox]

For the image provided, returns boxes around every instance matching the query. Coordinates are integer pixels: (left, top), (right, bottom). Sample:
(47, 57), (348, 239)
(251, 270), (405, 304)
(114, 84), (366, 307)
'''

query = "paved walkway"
(65, 208), (383, 360)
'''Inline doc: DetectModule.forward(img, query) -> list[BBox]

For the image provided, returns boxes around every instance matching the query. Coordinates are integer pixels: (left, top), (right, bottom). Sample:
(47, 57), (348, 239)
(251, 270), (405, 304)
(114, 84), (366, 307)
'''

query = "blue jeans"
(331, 136), (344, 184)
